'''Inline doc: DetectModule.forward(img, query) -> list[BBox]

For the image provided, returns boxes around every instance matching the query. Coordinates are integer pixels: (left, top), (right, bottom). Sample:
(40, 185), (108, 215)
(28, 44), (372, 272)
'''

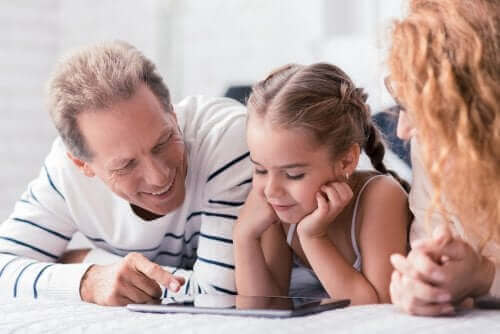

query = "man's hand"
(390, 224), (496, 315)
(58, 249), (91, 263)
(80, 252), (185, 306)
(234, 188), (279, 240)
(297, 182), (353, 238)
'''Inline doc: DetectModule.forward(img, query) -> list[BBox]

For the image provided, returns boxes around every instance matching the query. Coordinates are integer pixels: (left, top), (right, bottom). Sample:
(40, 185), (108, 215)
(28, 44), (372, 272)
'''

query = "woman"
(387, 0), (500, 316)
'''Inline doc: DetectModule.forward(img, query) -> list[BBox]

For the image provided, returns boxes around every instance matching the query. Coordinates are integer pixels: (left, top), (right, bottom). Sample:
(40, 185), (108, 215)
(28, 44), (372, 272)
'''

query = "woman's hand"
(297, 182), (353, 239)
(390, 225), (496, 315)
(234, 188), (280, 240)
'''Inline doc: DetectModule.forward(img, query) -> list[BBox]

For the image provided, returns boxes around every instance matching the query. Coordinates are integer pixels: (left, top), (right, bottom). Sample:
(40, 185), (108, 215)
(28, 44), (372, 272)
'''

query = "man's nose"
(143, 158), (169, 186)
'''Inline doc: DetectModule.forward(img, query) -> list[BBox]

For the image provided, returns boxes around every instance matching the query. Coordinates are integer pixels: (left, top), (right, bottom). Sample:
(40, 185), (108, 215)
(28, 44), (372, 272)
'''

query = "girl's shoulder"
(352, 170), (408, 198)
(351, 170), (409, 214)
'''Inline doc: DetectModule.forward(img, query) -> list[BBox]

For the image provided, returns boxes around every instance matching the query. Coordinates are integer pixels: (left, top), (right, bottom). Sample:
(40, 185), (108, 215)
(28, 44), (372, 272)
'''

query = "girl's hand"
(297, 182), (353, 239)
(234, 188), (280, 240)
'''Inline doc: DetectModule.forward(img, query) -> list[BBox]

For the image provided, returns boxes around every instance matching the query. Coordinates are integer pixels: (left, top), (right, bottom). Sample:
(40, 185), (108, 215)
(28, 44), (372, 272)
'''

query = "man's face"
(72, 84), (187, 216)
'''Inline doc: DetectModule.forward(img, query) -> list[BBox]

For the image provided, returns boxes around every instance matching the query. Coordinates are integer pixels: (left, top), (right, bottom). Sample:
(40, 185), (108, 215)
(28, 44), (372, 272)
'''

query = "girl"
(234, 63), (411, 305)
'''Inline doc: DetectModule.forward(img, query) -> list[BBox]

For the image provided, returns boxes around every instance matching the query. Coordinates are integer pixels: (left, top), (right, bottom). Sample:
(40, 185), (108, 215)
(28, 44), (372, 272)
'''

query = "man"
(0, 41), (252, 306)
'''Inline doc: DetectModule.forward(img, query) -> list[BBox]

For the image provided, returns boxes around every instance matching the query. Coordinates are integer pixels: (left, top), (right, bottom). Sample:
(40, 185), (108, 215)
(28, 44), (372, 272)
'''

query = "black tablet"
(127, 295), (350, 318)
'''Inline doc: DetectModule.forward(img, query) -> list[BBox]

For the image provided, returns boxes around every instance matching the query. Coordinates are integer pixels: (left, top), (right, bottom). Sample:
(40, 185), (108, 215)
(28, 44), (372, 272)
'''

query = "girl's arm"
(298, 177), (409, 304)
(354, 176), (409, 303)
(233, 189), (292, 296)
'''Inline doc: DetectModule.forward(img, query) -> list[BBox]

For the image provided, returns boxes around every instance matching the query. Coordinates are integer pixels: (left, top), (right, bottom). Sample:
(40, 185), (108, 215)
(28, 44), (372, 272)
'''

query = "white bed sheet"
(0, 298), (499, 334)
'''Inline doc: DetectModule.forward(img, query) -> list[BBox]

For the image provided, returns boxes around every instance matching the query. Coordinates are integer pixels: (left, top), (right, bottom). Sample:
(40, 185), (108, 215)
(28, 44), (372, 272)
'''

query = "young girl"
(233, 63), (411, 305)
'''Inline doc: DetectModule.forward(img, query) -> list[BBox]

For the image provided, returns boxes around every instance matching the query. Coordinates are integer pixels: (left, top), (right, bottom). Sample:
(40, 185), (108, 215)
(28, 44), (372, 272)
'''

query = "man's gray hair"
(46, 40), (171, 160)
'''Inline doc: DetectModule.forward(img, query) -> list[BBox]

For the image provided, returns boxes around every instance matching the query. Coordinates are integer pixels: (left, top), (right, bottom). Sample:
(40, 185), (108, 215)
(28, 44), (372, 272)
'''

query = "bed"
(1, 297), (498, 333)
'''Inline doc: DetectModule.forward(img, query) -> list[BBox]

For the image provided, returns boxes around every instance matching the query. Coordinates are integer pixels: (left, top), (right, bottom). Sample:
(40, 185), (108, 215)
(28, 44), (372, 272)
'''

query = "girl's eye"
(287, 173), (304, 180)
(254, 169), (267, 175)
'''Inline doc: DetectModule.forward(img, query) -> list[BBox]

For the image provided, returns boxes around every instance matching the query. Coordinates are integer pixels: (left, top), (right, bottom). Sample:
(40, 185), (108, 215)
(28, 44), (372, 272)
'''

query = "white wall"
(0, 0), (407, 221)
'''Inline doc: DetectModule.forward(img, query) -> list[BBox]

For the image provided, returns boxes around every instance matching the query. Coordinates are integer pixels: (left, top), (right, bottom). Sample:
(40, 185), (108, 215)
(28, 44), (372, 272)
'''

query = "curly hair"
(388, 0), (500, 247)
(247, 63), (410, 192)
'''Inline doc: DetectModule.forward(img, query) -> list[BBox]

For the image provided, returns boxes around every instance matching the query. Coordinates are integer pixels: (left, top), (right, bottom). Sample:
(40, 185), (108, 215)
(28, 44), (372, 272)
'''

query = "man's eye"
(114, 161), (135, 173)
(287, 173), (304, 180)
(254, 169), (267, 175)
(153, 141), (168, 153)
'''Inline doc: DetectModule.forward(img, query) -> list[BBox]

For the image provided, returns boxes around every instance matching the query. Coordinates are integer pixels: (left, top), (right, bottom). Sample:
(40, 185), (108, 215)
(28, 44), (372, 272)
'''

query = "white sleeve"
(0, 145), (92, 300)
(190, 112), (252, 295)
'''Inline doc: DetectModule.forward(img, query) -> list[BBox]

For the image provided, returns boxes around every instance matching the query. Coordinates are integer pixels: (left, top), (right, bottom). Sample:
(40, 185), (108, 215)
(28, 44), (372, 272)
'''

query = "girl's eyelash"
(254, 169), (266, 175)
(287, 173), (304, 180)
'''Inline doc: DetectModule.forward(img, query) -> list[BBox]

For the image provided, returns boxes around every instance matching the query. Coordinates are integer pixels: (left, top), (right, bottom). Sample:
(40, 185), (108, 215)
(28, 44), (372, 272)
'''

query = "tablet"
(127, 295), (350, 318)
(475, 295), (500, 309)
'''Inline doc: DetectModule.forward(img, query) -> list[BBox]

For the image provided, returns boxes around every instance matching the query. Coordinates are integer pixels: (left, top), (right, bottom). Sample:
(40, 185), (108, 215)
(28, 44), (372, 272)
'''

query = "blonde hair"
(47, 41), (171, 160)
(248, 63), (410, 192)
(388, 0), (500, 246)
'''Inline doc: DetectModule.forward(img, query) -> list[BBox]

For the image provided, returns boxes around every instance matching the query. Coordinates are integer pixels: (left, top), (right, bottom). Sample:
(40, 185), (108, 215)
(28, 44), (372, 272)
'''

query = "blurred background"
(0, 0), (408, 221)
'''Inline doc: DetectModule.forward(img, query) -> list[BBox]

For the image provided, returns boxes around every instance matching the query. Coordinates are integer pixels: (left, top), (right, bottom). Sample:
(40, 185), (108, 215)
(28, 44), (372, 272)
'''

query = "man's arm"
(187, 98), (252, 295)
(0, 145), (183, 304)
(0, 155), (91, 300)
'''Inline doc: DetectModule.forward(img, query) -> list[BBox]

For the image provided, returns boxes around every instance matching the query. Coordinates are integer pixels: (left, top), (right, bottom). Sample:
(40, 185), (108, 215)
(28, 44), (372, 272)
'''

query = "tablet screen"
(127, 295), (350, 318)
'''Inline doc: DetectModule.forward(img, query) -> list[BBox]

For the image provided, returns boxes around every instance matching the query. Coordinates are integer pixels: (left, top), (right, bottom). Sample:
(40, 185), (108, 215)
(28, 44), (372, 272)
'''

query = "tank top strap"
(351, 174), (386, 271)
(286, 223), (297, 246)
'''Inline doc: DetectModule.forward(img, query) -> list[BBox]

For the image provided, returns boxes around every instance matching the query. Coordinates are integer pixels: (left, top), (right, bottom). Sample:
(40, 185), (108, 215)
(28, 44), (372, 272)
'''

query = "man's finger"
(128, 271), (163, 299)
(125, 284), (157, 304)
(129, 253), (182, 292)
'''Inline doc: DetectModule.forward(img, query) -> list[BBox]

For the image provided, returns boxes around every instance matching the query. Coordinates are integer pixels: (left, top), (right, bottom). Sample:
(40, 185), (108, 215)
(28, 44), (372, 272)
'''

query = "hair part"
(388, 0), (500, 246)
(46, 40), (171, 161)
(247, 62), (410, 192)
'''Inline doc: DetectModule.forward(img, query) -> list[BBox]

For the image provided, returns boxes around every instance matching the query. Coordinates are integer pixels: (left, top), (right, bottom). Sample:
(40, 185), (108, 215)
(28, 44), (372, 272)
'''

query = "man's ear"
(338, 143), (361, 178)
(66, 152), (95, 177)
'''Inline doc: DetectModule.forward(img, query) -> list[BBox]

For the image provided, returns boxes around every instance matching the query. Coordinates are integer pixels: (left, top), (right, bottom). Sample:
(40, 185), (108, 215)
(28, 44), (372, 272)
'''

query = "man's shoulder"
(44, 137), (100, 193)
(45, 137), (72, 168)
(176, 95), (247, 153)
(175, 95), (246, 132)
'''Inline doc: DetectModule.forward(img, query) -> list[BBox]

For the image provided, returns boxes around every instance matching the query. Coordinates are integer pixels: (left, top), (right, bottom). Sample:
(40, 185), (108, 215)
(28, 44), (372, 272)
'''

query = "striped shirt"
(0, 96), (252, 300)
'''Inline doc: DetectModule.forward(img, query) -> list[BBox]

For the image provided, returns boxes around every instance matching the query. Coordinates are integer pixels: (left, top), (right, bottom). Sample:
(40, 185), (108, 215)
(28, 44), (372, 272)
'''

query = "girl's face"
(247, 114), (340, 224)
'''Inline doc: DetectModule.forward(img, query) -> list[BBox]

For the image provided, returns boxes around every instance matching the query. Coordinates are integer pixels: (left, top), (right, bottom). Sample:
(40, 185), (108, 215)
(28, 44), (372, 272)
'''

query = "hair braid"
(364, 123), (411, 193)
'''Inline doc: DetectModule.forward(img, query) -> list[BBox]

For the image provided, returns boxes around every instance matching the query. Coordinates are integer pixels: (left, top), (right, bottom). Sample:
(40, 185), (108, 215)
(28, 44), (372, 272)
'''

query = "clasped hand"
(390, 224), (495, 316)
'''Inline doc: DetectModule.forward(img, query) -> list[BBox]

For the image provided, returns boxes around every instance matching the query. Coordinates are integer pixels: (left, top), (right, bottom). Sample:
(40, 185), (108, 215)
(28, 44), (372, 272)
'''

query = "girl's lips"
(271, 204), (295, 212)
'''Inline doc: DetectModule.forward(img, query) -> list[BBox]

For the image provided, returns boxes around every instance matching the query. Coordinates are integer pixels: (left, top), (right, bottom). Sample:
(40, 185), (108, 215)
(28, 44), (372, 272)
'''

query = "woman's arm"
(233, 189), (292, 296)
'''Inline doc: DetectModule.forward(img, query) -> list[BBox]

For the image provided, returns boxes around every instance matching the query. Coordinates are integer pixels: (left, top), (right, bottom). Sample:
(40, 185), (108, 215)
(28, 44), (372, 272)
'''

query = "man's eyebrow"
(250, 157), (309, 169)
